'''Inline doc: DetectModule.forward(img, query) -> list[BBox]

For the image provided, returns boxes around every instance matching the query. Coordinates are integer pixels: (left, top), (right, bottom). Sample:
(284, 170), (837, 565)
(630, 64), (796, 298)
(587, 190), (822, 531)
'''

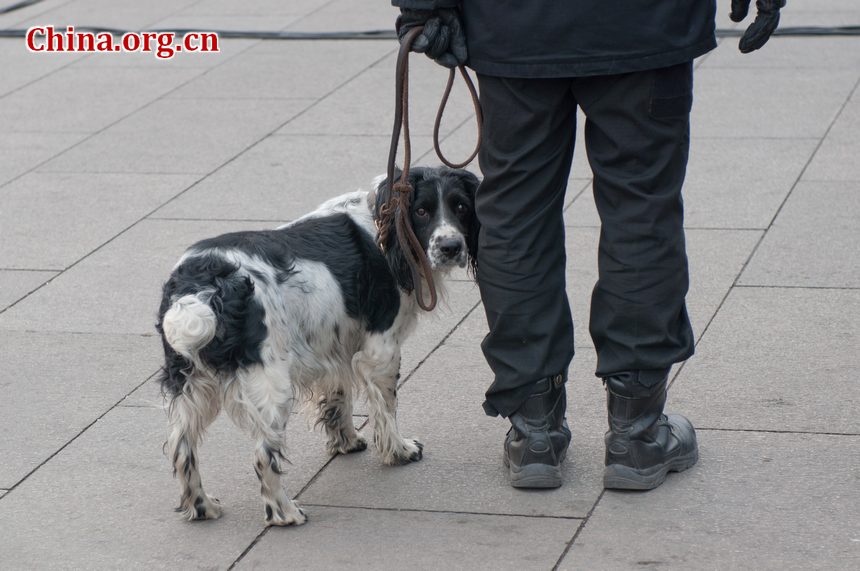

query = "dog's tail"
(161, 293), (217, 364)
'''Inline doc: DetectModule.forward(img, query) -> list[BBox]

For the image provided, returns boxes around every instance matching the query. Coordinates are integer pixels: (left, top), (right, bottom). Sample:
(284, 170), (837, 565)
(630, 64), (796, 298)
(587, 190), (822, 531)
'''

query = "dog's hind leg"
(353, 334), (423, 465)
(166, 375), (222, 521)
(317, 383), (367, 455)
(228, 365), (308, 527)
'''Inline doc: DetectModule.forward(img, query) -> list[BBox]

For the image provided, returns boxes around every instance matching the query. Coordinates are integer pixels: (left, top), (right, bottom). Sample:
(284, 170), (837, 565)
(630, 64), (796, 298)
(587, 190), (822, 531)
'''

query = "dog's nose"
(438, 238), (463, 258)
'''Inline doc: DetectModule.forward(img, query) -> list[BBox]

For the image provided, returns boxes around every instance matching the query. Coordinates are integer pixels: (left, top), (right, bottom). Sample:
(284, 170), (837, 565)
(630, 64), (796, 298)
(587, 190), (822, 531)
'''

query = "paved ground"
(1, 1), (858, 569)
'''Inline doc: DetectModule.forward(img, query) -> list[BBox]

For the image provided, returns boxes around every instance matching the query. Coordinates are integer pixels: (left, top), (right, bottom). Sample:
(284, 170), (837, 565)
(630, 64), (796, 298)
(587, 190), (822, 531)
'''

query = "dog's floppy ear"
(373, 167), (414, 292)
(455, 169), (481, 279)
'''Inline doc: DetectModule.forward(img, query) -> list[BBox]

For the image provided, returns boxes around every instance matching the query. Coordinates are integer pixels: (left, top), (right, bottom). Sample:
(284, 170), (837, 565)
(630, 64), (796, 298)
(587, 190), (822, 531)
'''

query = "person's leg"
(476, 74), (576, 417)
(575, 62), (698, 490)
(475, 74), (576, 488)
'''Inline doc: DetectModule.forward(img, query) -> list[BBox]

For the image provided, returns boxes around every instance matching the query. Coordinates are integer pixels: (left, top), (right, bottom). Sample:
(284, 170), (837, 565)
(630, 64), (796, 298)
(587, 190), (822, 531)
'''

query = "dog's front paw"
(384, 438), (424, 465)
(178, 494), (222, 521)
(328, 434), (368, 456)
(344, 435), (368, 454)
(265, 502), (308, 527)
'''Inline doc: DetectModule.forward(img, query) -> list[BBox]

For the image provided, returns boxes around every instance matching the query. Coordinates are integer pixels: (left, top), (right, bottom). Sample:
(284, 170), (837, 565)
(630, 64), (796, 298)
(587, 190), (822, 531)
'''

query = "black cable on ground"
(0, 0), (43, 15)
(0, 26), (859, 41)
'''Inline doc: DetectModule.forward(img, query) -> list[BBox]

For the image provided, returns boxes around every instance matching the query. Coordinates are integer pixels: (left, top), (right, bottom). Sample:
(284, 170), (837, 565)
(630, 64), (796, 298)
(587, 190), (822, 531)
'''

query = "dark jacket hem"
(467, 37), (717, 79)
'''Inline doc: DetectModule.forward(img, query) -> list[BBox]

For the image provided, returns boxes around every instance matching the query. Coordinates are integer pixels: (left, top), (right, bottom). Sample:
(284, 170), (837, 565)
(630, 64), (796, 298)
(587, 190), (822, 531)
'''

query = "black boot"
(503, 374), (571, 489)
(603, 371), (698, 490)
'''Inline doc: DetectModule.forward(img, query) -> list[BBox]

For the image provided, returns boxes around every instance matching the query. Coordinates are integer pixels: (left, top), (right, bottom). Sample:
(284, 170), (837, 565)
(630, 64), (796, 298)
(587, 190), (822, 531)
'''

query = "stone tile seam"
(0, 369), (158, 500)
(22, 170), (209, 176)
(168, 96), (318, 102)
(0, 329), (155, 337)
(703, 65), (860, 71)
(147, 216), (291, 223)
(668, 74), (860, 391)
(552, 489), (608, 570)
(691, 136), (822, 141)
(697, 427), (860, 437)
(564, 224), (768, 231)
(562, 179), (594, 213)
(0, 37), (266, 193)
(734, 284), (860, 291)
(299, 503), (586, 521)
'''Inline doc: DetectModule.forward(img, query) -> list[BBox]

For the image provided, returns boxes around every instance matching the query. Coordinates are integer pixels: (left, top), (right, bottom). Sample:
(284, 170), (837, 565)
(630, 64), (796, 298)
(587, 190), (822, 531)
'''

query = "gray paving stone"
(0, 173), (198, 269)
(566, 138), (818, 229)
(671, 287), (860, 433)
(779, 3), (860, 27)
(239, 506), (577, 571)
(0, 219), (272, 335)
(179, 0), (329, 18)
(0, 489), (5, 499)
(703, 36), (860, 69)
(151, 14), (300, 33)
(70, 38), (257, 69)
(300, 313), (607, 518)
(278, 53), (477, 136)
(739, 181), (860, 287)
(565, 227), (762, 349)
(400, 280), (482, 378)
(40, 98), (312, 174)
(560, 431), (860, 571)
(0, 0), (68, 28)
(0, 132), (87, 187)
(0, 38), (83, 97)
(169, 40), (393, 100)
(0, 270), (57, 311)
(286, 0), (397, 32)
(0, 405), (340, 570)
(0, 331), (160, 488)
(0, 63), (202, 134)
(804, 94), (860, 182)
(153, 133), (432, 221)
(691, 67), (857, 138)
(13, 0), (201, 30)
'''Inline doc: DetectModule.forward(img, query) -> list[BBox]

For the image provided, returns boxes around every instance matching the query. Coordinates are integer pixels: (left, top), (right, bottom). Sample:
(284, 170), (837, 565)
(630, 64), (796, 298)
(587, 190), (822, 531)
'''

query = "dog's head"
(373, 166), (480, 292)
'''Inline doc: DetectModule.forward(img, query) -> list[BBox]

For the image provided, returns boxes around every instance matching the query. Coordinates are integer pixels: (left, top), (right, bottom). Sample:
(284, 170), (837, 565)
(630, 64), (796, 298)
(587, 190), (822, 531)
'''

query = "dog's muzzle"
(429, 234), (468, 269)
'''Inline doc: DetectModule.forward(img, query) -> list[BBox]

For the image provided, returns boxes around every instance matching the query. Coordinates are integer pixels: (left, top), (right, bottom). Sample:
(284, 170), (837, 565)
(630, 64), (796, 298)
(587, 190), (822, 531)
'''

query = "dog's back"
(156, 212), (403, 398)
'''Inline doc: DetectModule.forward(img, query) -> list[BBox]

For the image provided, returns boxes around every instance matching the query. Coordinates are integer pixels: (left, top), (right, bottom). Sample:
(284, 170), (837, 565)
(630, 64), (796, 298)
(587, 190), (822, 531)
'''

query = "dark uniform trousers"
(478, 62), (696, 418)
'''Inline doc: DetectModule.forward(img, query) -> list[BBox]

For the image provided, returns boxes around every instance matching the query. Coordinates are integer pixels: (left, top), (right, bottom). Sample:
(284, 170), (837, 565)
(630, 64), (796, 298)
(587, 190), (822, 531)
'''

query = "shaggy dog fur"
(155, 166), (479, 525)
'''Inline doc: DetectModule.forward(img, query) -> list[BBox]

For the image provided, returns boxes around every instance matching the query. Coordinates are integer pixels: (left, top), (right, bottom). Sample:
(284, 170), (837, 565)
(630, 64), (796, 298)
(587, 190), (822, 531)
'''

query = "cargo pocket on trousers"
(649, 61), (693, 119)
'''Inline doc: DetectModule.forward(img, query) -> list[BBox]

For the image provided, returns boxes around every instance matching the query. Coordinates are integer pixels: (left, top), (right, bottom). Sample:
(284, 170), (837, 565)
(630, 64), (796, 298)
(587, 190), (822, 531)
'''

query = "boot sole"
(504, 451), (566, 489)
(603, 448), (698, 491)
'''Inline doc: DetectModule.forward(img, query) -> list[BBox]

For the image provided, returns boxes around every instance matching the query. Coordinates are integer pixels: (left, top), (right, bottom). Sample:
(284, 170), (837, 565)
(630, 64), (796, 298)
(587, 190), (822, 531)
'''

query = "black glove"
(396, 8), (467, 68)
(731, 0), (786, 53)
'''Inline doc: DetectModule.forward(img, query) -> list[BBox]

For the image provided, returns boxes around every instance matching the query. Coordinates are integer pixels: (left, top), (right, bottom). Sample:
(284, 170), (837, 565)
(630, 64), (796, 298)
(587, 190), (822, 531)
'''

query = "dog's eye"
(416, 207), (428, 217)
(456, 203), (468, 214)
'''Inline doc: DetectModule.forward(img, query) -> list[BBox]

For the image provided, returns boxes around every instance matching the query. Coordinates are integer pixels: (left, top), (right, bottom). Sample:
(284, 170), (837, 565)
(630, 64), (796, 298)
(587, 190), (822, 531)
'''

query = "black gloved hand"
(396, 8), (467, 68)
(731, 0), (786, 53)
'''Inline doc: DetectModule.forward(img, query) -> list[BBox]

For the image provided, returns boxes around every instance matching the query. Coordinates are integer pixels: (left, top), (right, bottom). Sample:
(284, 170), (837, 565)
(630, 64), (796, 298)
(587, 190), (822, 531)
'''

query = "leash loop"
(378, 25), (482, 312)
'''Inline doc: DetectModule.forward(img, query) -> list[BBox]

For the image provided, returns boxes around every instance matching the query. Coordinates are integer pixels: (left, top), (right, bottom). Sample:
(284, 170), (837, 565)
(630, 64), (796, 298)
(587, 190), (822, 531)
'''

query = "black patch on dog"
(156, 254), (269, 395)
(278, 214), (401, 333)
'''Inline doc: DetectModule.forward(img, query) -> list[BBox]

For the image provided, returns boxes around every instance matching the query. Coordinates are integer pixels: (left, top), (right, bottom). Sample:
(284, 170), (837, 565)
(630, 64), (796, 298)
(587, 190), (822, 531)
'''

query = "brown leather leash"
(376, 25), (482, 312)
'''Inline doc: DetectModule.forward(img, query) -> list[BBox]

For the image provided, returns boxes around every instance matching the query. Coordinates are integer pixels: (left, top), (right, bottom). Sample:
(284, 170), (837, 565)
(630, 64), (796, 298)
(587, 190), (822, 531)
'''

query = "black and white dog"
(156, 166), (479, 526)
